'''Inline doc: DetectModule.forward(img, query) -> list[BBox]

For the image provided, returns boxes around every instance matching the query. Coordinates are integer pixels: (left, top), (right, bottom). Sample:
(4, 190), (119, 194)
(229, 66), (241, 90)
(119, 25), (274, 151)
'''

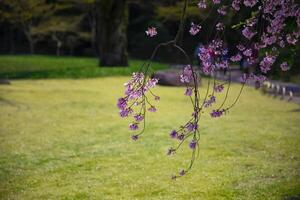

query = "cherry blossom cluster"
(204, 95), (216, 108)
(167, 119), (199, 156)
(230, 0), (298, 78)
(145, 27), (158, 37)
(117, 72), (160, 140)
(179, 0), (298, 178)
(189, 22), (202, 35)
(210, 109), (226, 118)
(117, 0), (299, 179)
(195, 0), (299, 81)
(198, 39), (229, 75)
(214, 84), (224, 93)
(169, 64), (201, 179)
(240, 72), (267, 85)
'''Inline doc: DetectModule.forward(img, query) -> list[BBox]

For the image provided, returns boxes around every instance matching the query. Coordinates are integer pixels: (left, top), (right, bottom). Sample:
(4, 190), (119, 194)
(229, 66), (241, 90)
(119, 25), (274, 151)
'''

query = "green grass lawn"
(0, 77), (299, 199)
(0, 55), (168, 79)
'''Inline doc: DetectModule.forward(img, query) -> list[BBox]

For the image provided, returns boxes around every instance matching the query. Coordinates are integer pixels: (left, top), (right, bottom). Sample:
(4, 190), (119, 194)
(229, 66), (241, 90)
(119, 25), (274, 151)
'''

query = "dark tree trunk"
(95, 0), (128, 67)
(9, 27), (15, 54)
(22, 23), (35, 54)
(69, 45), (74, 56)
(52, 33), (62, 56)
(56, 42), (61, 56)
(24, 31), (35, 54)
(91, 21), (97, 56)
(88, 5), (98, 56)
(28, 37), (35, 54)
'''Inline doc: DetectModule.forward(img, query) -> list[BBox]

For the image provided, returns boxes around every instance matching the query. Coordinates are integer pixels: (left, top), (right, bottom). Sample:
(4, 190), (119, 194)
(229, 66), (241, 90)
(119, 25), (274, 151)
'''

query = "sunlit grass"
(0, 55), (168, 79)
(0, 77), (299, 199)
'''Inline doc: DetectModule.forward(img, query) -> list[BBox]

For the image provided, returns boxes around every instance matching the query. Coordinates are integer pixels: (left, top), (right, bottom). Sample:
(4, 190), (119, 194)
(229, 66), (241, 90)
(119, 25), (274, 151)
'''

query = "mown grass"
(0, 55), (168, 79)
(0, 77), (299, 199)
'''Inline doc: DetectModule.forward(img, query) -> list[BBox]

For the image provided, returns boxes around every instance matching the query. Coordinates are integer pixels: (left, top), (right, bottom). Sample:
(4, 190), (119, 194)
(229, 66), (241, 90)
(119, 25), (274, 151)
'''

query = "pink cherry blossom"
(145, 27), (157, 37)
(280, 62), (290, 71)
(189, 22), (201, 35)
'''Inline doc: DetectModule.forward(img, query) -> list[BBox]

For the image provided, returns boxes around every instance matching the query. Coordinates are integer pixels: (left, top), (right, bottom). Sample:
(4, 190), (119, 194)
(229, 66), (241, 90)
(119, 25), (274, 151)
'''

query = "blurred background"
(0, 0), (299, 82)
(0, 1), (300, 199)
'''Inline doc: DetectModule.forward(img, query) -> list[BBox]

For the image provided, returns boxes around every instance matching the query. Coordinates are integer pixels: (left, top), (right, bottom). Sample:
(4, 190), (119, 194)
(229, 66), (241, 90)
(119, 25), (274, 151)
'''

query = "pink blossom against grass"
(184, 87), (193, 96)
(129, 123), (139, 131)
(167, 147), (176, 155)
(117, 72), (159, 139)
(210, 109), (226, 118)
(134, 114), (144, 122)
(119, 108), (132, 118)
(117, 98), (127, 110)
(146, 78), (159, 88)
(154, 96), (160, 101)
(179, 170), (186, 176)
(169, 130), (178, 139)
(214, 84), (224, 93)
(148, 106), (157, 112)
(186, 122), (198, 132)
(189, 140), (197, 149)
(131, 135), (139, 141)
(177, 134), (185, 140)
(204, 95), (216, 108)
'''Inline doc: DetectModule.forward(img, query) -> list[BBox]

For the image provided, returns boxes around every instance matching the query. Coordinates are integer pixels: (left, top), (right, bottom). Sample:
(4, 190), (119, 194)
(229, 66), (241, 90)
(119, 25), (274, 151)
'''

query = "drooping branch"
(117, 0), (300, 179)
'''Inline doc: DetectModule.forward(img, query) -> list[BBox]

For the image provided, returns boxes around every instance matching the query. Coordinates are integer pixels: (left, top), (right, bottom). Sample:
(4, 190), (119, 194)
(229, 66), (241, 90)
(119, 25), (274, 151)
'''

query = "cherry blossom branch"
(117, 0), (299, 179)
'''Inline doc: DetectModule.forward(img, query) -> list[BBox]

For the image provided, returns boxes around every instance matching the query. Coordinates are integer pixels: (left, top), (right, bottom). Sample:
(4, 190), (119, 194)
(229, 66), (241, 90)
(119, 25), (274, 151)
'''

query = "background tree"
(95, 0), (128, 66)
(31, 15), (88, 56)
(80, 0), (98, 56)
(56, 0), (98, 55)
(0, 0), (298, 80)
(0, 0), (51, 54)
